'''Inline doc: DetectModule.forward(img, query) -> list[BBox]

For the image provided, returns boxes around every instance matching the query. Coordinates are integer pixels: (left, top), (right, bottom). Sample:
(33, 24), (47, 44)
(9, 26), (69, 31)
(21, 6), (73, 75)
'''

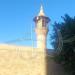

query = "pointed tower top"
(38, 5), (45, 16)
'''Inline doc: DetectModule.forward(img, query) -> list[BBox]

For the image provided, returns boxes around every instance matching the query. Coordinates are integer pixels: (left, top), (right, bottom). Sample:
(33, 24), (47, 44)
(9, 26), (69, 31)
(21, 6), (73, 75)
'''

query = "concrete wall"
(0, 44), (66, 75)
(0, 44), (46, 75)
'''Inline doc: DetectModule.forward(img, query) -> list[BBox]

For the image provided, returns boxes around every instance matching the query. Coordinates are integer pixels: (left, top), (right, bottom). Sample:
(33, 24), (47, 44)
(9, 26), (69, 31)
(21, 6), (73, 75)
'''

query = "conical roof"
(38, 5), (45, 16)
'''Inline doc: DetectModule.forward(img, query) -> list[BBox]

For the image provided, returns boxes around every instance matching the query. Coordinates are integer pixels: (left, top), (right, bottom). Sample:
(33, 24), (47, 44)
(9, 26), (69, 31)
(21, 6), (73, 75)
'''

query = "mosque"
(0, 5), (66, 75)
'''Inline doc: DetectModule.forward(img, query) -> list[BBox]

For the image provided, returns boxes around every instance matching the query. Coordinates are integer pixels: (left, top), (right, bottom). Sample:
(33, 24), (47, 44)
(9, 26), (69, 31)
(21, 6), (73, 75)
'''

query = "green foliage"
(51, 14), (75, 75)
(50, 22), (60, 50)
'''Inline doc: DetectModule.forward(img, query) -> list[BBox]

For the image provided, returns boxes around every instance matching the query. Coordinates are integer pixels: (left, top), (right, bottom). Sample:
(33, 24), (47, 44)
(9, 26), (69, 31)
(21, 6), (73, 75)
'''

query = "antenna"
(31, 24), (34, 48)
(40, 0), (43, 6)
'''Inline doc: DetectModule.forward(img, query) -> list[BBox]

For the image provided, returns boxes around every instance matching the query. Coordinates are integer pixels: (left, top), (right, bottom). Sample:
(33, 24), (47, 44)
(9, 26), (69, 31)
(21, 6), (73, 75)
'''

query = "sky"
(0, 0), (75, 49)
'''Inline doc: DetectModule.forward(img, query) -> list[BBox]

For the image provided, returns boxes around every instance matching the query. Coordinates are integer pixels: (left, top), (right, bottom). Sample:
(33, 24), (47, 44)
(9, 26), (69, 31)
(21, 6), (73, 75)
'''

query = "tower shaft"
(35, 27), (48, 49)
(34, 6), (50, 49)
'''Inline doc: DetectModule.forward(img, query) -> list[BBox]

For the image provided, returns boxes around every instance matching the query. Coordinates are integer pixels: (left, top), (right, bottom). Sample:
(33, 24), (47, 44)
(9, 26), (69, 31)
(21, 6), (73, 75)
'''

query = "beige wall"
(0, 44), (46, 75)
(0, 44), (66, 75)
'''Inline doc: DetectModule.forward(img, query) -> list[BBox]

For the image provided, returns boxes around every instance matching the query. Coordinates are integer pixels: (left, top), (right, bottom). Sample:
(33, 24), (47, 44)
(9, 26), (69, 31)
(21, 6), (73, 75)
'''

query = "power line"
(4, 37), (51, 44)
(40, 0), (43, 5)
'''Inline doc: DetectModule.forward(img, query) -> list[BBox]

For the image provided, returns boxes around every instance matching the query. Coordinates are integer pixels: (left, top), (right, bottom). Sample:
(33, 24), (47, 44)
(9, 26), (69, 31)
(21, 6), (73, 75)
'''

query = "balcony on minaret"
(33, 5), (50, 29)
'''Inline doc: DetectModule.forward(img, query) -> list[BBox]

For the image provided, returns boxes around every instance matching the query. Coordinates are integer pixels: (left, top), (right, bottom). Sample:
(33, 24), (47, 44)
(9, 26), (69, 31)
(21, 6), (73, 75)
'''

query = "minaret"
(34, 5), (50, 49)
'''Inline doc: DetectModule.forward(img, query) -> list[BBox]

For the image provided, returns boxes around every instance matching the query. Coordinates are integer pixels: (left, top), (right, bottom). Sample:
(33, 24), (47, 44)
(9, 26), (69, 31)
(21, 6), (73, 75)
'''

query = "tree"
(51, 14), (75, 75)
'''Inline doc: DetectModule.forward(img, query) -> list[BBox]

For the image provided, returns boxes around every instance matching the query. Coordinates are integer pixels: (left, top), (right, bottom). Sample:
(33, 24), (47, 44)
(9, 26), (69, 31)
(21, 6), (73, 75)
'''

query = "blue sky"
(0, 0), (75, 49)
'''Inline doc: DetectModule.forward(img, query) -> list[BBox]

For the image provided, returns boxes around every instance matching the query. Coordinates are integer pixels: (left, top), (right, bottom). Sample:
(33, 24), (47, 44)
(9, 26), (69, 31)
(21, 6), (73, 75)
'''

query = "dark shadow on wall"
(46, 50), (67, 75)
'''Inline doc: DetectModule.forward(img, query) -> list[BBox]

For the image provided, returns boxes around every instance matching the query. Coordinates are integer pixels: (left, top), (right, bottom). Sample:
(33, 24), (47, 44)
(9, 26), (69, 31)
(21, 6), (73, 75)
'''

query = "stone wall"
(0, 44), (46, 75)
(0, 44), (67, 75)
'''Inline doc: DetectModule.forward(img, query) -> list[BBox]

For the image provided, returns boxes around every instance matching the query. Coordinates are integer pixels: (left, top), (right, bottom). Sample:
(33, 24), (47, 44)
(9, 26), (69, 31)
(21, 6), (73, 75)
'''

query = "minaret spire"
(34, 2), (50, 49)
(38, 4), (45, 16)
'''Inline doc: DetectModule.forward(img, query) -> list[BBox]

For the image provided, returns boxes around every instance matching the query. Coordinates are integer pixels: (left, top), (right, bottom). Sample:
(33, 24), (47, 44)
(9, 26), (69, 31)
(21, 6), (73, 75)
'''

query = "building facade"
(0, 4), (67, 75)
(0, 5), (50, 75)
